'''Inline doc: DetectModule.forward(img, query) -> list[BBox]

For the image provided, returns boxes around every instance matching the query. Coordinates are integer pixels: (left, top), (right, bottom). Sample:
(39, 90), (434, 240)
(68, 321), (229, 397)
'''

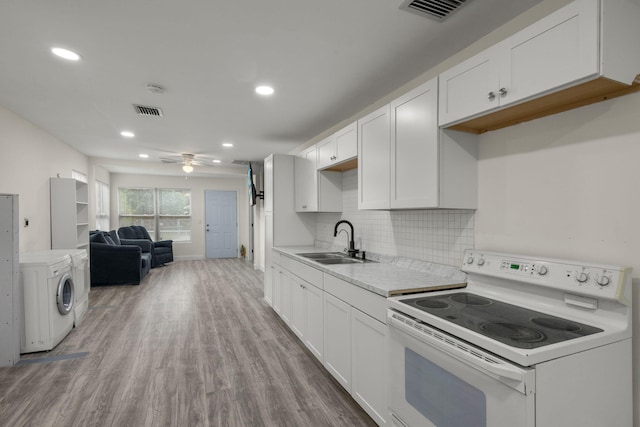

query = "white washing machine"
(38, 249), (89, 325)
(19, 251), (75, 353)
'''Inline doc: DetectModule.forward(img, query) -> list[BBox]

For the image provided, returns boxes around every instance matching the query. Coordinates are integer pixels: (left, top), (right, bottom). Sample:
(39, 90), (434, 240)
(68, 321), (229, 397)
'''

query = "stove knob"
(576, 272), (589, 283)
(466, 256), (474, 264)
(477, 258), (485, 266)
(597, 275), (611, 287)
(538, 265), (548, 276)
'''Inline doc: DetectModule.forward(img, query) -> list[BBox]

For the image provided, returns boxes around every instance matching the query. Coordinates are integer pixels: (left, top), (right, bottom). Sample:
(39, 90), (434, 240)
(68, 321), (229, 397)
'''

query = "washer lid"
(19, 251), (71, 267)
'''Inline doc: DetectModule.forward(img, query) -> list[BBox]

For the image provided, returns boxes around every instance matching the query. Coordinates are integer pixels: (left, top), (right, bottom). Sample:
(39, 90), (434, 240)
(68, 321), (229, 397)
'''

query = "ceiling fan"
(159, 153), (216, 173)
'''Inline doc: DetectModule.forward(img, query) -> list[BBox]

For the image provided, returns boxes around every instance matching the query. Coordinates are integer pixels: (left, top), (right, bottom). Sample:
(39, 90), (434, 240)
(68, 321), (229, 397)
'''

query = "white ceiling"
(0, 0), (540, 177)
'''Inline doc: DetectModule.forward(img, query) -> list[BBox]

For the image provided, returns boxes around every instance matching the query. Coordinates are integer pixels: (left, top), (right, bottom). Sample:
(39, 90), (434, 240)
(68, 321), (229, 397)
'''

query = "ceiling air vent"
(133, 104), (163, 117)
(232, 160), (252, 166)
(399, 0), (472, 22)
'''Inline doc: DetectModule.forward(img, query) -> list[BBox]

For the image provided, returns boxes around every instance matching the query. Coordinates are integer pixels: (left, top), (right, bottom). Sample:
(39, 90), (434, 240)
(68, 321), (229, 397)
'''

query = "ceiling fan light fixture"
(182, 164), (194, 173)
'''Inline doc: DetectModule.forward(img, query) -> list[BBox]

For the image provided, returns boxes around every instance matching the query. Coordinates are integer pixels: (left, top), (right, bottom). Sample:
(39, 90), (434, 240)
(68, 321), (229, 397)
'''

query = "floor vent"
(133, 104), (164, 117)
(399, 0), (471, 21)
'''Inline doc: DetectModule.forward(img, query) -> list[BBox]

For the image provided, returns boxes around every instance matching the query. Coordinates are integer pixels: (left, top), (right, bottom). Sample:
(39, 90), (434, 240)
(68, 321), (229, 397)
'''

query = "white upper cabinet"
(294, 146), (318, 212)
(358, 105), (391, 210)
(295, 145), (342, 213)
(359, 78), (478, 210)
(390, 78), (440, 209)
(317, 122), (358, 170)
(439, 0), (640, 132)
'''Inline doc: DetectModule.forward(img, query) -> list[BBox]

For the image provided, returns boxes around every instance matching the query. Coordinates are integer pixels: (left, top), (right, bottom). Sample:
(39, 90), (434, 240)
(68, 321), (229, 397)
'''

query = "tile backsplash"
(315, 169), (475, 267)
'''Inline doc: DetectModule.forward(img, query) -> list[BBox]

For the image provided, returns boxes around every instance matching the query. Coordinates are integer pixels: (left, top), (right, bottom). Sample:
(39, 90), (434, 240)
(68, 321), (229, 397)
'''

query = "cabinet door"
(304, 282), (324, 362)
(391, 78), (439, 209)
(358, 105), (390, 210)
(294, 147), (318, 212)
(334, 122), (357, 163)
(264, 213), (273, 306)
(272, 266), (282, 315)
(351, 309), (387, 426)
(316, 136), (335, 169)
(290, 277), (306, 340)
(502, 0), (599, 108)
(323, 293), (352, 391)
(280, 271), (292, 324)
(438, 45), (501, 127)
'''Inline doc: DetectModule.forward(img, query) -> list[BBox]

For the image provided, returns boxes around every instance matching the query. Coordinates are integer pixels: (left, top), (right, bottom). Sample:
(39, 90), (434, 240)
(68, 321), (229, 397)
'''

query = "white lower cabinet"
(289, 273), (324, 362)
(278, 255), (387, 425)
(323, 292), (352, 391)
(303, 281), (324, 361)
(351, 308), (388, 426)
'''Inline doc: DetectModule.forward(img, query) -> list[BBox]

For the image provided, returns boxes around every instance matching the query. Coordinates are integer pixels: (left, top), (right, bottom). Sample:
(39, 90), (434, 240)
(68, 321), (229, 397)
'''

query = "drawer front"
(323, 273), (387, 324)
(281, 256), (323, 289)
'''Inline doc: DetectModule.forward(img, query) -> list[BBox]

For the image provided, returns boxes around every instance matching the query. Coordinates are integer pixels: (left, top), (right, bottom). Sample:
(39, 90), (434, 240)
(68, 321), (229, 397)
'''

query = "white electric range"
(387, 249), (633, 427)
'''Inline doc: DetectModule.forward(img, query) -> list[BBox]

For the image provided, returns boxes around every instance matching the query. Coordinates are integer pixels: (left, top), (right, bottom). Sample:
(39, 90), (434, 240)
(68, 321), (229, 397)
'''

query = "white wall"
(0, 106), (88, 252)
(476, 91), (640, 423)
(109, 173), (250, 260)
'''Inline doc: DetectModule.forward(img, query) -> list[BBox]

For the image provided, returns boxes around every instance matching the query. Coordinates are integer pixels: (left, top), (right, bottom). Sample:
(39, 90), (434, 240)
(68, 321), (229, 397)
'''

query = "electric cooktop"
(400, 292), (603, 349)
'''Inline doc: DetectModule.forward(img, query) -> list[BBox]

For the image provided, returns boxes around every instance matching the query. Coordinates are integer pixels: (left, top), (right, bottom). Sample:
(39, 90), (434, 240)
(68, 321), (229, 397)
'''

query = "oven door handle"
(389, 312), (529, 384)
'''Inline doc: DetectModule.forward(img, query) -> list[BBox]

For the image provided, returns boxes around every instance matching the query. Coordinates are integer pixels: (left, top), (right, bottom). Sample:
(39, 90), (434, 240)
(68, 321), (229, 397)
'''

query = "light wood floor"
(0, 259), (376, 427)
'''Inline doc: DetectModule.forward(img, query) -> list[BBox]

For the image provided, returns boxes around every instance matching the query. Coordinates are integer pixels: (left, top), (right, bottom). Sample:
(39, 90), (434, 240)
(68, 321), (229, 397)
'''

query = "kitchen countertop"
(274, 246), (467, 297)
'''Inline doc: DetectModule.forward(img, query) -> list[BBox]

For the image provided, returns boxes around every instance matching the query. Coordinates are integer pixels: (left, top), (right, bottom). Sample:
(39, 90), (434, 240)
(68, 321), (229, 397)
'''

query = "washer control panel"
(462, 250), (630, 303)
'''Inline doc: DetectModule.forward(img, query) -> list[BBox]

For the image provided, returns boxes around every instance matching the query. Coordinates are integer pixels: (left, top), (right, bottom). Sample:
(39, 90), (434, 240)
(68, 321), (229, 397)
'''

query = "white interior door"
(205, 190), (238, 259)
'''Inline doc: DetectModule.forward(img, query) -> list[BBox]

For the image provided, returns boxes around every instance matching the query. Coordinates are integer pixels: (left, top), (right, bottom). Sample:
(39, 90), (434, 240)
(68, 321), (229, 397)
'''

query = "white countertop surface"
(274, 246), (467, 297)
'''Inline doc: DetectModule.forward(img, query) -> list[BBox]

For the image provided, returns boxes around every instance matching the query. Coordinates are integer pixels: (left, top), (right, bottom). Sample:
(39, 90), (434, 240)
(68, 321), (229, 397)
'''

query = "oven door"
(388, 310), (535, 427)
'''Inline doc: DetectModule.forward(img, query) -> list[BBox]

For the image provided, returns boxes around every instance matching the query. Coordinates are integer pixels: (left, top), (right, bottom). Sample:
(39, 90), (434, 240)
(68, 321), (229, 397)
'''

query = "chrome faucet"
(334, 219), (359, 258)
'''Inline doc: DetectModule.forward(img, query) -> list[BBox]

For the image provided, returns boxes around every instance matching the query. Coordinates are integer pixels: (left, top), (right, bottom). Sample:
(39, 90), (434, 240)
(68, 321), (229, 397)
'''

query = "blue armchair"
(118, 225), (174, 267)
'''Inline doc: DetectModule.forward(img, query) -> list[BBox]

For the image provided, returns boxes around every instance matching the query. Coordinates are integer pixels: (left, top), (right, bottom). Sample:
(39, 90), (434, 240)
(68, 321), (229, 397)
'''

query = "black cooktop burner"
(401, 292), (603, 349)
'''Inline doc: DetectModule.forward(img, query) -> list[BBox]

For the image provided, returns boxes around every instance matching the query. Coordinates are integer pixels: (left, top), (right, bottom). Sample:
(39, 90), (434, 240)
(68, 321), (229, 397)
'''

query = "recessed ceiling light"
(139, 154), (149, 158)
(120, 131), (135, 138)
(212, 159), (221, 164)
(51, 47), (81, 61)
(222, 142), (233, 148)
(255, 85), (274, 96)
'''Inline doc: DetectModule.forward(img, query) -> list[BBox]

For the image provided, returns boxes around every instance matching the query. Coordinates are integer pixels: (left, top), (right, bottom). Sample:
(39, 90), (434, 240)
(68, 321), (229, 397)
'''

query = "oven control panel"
(462, 250), (631, 303)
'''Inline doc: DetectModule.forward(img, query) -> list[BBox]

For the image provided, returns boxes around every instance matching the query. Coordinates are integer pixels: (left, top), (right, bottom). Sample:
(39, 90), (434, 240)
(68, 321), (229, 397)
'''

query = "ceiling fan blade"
(159, 157), (181, 164)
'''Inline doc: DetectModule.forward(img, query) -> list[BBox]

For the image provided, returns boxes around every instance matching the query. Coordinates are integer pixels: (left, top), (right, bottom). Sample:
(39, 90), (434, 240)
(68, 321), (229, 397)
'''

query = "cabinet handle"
(302, 205), (307, 209)
(498, 87), (508, 97)
(488, 91), (496, 101)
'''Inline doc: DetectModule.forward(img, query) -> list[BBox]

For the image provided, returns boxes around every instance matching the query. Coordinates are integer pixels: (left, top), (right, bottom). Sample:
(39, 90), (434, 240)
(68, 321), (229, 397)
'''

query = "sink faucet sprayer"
(334, 220), (363, 258)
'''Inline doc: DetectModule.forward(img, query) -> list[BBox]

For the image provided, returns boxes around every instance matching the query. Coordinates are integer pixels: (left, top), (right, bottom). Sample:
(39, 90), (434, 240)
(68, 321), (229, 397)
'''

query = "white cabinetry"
(358, 105), (390, 210)
(295, 146), (342, 213)
(50, 178), (89, 250)
(289, 272), (324, 362)
(263, 154), (315, 305)
(317, 122), (358, 170)
(323, 292), (352, 391)
(358, 79), (478, 210)
(0, 194), (20, 367)
(390, 78), (439, 209)
(439, 0), (640, 132)
(351, 308), (387, 426)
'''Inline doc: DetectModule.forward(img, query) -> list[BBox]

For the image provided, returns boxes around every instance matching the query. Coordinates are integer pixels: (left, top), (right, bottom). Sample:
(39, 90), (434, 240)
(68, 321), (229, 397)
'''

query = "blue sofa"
(89, 230), (152, 285)
(117, 225), (174, 268)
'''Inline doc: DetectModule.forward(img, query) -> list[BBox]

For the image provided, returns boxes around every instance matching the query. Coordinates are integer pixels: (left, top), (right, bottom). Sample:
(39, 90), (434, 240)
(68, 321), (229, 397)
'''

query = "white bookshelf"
(50, 178), (89, 250)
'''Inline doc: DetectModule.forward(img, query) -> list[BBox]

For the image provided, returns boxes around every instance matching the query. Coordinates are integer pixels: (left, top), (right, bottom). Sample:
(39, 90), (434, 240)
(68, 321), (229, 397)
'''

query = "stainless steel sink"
(296, 252), (373, 264)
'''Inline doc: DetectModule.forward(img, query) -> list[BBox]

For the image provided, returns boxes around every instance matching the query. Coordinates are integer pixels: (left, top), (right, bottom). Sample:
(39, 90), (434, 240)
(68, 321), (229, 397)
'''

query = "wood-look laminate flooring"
(0, 259), (377, 427)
